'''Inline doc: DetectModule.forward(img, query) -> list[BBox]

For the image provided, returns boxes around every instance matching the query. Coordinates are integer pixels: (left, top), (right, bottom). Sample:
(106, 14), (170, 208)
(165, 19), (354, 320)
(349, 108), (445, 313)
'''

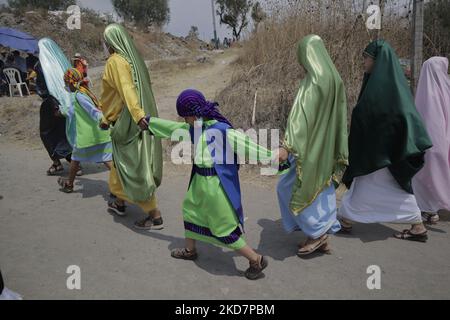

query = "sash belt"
(193, 165), (217, 176)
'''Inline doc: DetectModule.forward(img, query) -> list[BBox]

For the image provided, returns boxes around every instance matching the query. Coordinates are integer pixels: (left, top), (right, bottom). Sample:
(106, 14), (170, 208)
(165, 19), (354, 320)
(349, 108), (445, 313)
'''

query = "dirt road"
(1, 50), (450, 299)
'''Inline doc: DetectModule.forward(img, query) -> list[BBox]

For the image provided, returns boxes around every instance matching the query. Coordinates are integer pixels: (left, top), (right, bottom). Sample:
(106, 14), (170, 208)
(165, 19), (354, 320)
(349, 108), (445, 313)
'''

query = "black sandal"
(133, 214), (164, 230)
(171, 248), (198, 260)
(108, 200), (126, 216)
(47, 163), (63, 176)
(338, 219), (353, 233)
(394, 229), (428, 243)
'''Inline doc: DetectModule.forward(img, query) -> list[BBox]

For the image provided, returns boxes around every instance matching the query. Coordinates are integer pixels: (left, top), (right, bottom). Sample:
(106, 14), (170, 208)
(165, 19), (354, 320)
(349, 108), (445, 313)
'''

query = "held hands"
(277, 147), (289, 162)
(138, 116), (149, 131)
(99, 122), (110, 130)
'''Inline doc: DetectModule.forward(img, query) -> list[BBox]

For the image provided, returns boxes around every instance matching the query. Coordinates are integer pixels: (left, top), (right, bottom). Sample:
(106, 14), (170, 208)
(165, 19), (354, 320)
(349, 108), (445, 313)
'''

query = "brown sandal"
(245, 255), (268, 280)
(394, 229), (428, 243)
(422, 212), (439, 225)
(57, 177), (73, 193)
(297, 235), (331, 256)
(171, 248), (198, 260)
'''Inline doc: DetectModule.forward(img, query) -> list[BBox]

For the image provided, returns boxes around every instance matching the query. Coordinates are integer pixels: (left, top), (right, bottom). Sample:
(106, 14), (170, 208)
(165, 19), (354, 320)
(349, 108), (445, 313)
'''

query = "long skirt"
(182, 173), (246, 250)
(339, 167), (422, 224)
(277, 156), (341, 239)
(39, 96), (71, 161)
(109, 165), (158, 213)
(71, 142), (113, 163)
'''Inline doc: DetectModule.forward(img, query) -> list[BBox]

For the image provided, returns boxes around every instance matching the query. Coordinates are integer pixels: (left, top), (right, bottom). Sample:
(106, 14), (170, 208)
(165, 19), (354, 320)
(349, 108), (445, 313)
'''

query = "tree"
(8, 0), (74, 10)
(216, 0), (253, 41)
(112, 0), (170, 30)
(188, 26), (199, 39)
(251, 1), (266, 32)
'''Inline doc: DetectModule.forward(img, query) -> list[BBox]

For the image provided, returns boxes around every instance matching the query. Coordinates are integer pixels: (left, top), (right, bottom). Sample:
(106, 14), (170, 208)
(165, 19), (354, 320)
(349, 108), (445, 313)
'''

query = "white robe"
(339, 168), (422, 224)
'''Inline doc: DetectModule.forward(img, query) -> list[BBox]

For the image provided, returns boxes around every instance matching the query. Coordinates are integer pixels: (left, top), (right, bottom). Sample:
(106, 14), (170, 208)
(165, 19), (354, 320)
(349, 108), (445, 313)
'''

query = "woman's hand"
(99, 122), (110, 130)
(138, 116), (149, 131)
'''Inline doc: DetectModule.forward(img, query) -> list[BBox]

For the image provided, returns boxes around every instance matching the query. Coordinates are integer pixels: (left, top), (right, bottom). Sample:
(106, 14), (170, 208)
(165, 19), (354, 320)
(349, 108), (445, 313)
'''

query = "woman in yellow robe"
(100, 24), (163, 230)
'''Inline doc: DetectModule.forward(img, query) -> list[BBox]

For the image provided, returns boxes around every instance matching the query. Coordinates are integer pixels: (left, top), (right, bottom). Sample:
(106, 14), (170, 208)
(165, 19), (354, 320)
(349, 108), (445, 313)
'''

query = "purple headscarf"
(412, 57), (450, 212)
(176, 89), (232, 127)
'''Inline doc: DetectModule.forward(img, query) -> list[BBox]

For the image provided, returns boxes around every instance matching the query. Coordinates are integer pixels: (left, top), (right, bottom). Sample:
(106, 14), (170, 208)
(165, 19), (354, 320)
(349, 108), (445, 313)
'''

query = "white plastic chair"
(2, 68), (30, 97)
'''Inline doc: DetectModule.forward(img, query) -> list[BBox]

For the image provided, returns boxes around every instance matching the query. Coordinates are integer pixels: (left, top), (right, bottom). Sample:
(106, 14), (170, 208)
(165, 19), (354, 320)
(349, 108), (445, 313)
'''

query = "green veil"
(284, 35), (349, 215)
(104, 23), (163, 202)
(342, 40), (432, 193)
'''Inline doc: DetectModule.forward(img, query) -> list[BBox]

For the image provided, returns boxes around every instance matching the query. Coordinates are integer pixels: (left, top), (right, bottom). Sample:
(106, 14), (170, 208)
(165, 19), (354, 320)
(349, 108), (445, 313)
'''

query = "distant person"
(4, 54), (26, 84)
(223, 37), (229, 48)
(277, 35), (348, 256)
(412, 57), (450, 224)
(12, 50), (27, 74)
(338, 40), (433, 242)
(100, 24), (163, 230)
(57, 68), (112, 193)
(0, 59), (8, 96)
(26, 53), (39, 71)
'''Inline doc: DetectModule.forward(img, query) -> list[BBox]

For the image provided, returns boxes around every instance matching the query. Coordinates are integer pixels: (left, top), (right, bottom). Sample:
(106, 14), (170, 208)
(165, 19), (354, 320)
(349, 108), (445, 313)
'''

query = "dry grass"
(217, 0), (412, 131)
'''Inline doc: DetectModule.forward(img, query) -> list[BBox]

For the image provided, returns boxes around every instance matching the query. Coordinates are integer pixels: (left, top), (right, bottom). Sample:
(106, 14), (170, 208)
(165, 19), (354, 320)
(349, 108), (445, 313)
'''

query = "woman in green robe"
(339, 40), (432, 242)
(277, 35), (349, 256)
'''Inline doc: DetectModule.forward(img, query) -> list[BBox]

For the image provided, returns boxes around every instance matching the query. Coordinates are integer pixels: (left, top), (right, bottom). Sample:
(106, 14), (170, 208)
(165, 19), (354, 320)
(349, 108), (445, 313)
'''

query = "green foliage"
(7, 0), (74, 10)
(216, 0), (253, 40)
(112, 0), (170, 29)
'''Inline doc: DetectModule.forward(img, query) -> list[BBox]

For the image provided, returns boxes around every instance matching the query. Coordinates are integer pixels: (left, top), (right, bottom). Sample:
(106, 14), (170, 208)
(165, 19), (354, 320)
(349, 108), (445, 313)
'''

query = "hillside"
(0, 7), (206, 66)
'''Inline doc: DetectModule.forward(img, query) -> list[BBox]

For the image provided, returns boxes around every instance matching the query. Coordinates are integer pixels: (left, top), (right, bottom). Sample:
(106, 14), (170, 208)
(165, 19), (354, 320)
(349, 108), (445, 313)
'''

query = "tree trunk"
(410, 0), (424, 93)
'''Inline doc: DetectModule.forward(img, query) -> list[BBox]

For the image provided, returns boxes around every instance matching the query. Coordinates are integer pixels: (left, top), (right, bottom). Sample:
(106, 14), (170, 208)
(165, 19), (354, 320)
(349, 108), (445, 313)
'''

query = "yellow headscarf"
(64, 67), (101, 109)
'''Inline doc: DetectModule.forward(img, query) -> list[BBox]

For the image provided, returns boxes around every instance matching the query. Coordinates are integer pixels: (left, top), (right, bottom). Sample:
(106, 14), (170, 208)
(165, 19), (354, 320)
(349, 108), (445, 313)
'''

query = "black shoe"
(134, 215), (164, 230)
(108, 201), (126, 217)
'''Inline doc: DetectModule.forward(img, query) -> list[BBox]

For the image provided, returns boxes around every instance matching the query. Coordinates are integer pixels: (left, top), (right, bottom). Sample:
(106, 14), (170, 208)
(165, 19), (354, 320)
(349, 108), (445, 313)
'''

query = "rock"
(196, 55), (209, 63)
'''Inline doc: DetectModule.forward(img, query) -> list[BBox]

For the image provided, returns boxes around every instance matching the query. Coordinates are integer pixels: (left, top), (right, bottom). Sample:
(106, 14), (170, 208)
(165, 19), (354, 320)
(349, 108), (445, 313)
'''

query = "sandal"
(134, 213), (164, 230)
(297, 235), (331, 256)
(394, 229), (428, 243)
(47, 163), (63, 176)
(171, 248), (198, 261)
(108, 200), (126, 216)
(76, 165), (83, 177)
(422, 212), (439, 225)
(244, 255), (268, 280)
(338, 219), (353, 233)
(57, 177), (74, 193)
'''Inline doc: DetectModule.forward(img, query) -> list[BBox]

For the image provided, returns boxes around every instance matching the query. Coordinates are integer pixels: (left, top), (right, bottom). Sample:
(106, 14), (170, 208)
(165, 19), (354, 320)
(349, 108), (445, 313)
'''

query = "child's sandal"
(57, 177), (73, 193)
(244, 255), (268, 280)
(171, 248), (198, 261)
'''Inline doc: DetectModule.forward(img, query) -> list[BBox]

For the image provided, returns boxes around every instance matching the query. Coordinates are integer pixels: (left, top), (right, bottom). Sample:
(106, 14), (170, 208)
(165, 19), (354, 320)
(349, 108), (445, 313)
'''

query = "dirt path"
(1, 50), (450, 299)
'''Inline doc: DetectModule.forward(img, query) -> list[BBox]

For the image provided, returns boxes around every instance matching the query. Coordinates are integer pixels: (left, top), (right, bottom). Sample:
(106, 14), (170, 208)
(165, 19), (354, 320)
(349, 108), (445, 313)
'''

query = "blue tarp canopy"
(0, 27), (39, 54)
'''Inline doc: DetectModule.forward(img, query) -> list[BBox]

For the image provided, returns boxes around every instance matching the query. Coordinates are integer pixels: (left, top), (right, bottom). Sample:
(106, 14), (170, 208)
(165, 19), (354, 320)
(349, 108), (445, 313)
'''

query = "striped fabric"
(184, 221), (242, 244)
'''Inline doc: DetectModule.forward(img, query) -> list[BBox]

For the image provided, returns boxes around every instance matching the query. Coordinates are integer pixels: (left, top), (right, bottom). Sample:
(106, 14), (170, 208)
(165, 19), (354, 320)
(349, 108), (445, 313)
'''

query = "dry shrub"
(217, 0), (412, 131)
